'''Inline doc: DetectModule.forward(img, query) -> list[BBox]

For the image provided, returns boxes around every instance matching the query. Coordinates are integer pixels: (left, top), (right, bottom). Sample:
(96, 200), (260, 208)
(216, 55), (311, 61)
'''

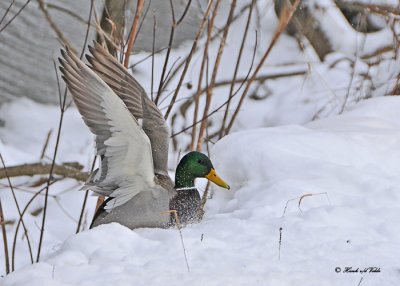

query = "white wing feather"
(59, 49), (155, 209)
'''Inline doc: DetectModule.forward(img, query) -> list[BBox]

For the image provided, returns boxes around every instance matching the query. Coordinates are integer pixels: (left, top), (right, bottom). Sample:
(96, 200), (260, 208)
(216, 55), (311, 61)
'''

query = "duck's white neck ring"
(175, 186), (197, 191)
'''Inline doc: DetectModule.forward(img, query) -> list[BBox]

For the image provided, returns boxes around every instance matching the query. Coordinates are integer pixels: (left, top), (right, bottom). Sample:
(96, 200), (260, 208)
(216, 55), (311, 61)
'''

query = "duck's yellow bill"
(206, 168), (230, 190)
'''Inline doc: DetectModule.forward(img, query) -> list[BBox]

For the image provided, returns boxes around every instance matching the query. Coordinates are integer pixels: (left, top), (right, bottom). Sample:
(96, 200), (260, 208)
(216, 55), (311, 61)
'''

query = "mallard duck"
(58, 44), (230, 229)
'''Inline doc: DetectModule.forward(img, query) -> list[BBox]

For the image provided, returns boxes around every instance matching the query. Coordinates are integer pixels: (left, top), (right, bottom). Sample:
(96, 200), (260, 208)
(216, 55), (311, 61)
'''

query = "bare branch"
(172, 69), (307, 137)
(0, 162), (88, 182)
(335, 0), (400, 17)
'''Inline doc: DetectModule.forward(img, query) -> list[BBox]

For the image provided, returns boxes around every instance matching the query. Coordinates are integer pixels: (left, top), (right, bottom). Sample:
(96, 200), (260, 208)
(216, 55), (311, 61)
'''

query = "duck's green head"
(175, 151), (230, 190)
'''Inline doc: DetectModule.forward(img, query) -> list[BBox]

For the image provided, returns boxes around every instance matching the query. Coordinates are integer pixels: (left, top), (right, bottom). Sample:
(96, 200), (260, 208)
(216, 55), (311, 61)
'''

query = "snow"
(308, 0), (396, 57)
(2, 97), (400, 285)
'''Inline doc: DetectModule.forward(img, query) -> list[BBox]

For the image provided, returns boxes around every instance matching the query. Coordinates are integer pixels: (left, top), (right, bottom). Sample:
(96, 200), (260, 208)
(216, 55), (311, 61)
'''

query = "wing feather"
(86, 43), (170, 175)
(59, 48), (156, 209)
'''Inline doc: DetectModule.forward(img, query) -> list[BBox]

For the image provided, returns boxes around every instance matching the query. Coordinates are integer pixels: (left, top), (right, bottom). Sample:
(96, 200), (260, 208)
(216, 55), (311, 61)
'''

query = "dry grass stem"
(154, 0), (193, 105)
(164, 0), (214, 119)
(196, 0), (233, 151)
(151, 14), (156, 101)
(225, 0), (301, 134)
(190, 14), (214, 151)
(161, 2), (252, 93)
(219, 0), (256, 137)
(76, 157), (97, 233)
(172, 35), (259, 138)
(0, 0), (16, 27)
(162, 210), (190, 272)
(282, 192), (331, 217)
(38, 0), (76, 52)
(39, 130), (53, 160)
(79, 0), (94, 59)
(278, 227), (283, 260)
(123, 0), (145, 67)
(0, 0), (32, 33)
(0, 198), (10, 274)
(12, 179), (60, 270)
(0, 153), (34, 269)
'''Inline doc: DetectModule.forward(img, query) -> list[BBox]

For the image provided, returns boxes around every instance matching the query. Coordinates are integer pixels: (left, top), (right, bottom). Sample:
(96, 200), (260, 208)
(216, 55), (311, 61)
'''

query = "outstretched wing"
(59, 48), (156, 209)
(86, 42), (170, 176)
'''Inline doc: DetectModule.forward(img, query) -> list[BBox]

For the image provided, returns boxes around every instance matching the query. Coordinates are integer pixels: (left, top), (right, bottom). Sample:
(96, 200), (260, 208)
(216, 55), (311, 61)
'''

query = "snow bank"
(3, 97), (400, 285)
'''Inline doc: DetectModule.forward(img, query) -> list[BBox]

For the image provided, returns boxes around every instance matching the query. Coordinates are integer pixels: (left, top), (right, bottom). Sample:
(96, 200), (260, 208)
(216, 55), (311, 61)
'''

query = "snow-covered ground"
(2, 1), (400, 285)
(2, 97), (400, 285)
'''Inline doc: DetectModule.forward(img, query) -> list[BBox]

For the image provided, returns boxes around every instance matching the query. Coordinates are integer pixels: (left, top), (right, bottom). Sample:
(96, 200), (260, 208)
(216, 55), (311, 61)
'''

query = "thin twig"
(198, 127), (212, 215)
(12, 179), (60, 271)
(154, 0), (178, 105)
(196, 0), (234, 151)
(123, 0), (145, 67)
(0, 0), (32, 33)
(0, 153), (34, 268)
(46, 3), (88, 24)
(172, 34), (259, 138)
(130, 43), (167, 65)
(225, 0), (301, 134)
(0, 183), (56, 197)
(176, 0), (192, 26)
(40, 130), (53, 160)
(36, 87), (68, 262)
(79, 0), (94, 59)
(339, 11), (366, 114)
(0, 198), (10, 274)
(164, 0), (214, 119)
(161, 2), (252, 93)
(193, 70), (307, 99)
(162, 56), (183, 91)
(133, 0), (152, 52)
(335, 0), (400, 16)
(0, 0), (16, 27)
(151, 14), (156, 101)
(189, 16), (211, 150)
(76, 157), (97, 233)
(219, 0), (256, 138)
(37, 0), (76, 52)
(163, 210), (190, 272)
(37, 0), (93, 261)
(278, 227), (283, 260)
(154, 0), (192, 104)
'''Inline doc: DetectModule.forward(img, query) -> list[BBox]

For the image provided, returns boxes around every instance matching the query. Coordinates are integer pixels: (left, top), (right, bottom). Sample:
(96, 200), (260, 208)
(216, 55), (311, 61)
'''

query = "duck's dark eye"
(197, 159), (202, 164)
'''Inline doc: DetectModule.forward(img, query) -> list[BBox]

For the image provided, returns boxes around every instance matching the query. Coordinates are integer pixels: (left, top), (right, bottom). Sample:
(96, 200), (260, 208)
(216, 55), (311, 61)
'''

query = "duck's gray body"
(91, 186), (173, 229)
(91, 174), (202, 228)
(91, 174), (184, 229)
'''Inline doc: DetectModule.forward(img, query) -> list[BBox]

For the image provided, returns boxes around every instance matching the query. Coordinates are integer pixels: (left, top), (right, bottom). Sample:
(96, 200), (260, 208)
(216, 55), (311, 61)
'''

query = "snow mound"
(4, 97), (400, 285)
